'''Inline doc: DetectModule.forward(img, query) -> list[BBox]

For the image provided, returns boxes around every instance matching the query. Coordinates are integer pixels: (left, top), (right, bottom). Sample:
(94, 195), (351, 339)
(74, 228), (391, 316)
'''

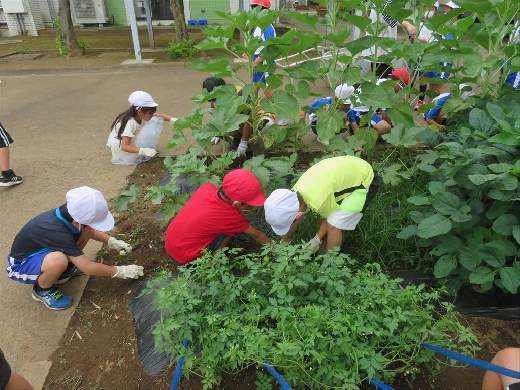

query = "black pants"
(362, 173), (382, 213)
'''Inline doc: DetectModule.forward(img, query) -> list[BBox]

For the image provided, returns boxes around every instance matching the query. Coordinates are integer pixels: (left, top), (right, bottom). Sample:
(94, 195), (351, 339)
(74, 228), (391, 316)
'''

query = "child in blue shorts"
(423, 84), (474, 131)
(6, 186), (144, 310)
(299, 84), (356, 146)
(410, 2), (454, 110)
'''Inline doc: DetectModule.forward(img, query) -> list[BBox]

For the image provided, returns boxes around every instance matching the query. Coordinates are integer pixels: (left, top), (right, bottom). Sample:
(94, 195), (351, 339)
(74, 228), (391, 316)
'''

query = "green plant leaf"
(469, 266), (495, 284)
(492, 214), (519, 236)
(407, 196), (430, 206)
(114, 185), (139, 213)
(499, 267), (520, 294)
(434, 255), (457, 278)
(418, 214), (452, 238)
(458, 248), (481, 271)
(260, 90), (300, 120)
(381, 124), (421, 147)
(396, 225), (417, 239)
(429, 192), (461, 215)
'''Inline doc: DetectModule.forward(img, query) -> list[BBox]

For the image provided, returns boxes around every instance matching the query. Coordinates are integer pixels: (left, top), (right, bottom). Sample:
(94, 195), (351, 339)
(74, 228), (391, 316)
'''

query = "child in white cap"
(298, 83), (355, 146)
(107, 91), (177, 165)
(6, 186), (144, 310)
(264, 156), (381, 252)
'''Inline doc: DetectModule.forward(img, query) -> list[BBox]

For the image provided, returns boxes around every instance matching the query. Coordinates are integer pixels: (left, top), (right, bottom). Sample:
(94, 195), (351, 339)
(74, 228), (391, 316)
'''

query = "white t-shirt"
(106, 117), (143, 161)
(363, 8), (398, 57)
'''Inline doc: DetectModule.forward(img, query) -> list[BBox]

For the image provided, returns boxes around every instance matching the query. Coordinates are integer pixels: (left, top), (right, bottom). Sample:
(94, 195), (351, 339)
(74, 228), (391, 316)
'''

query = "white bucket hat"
(444, 1), (460, 8)
(128, 91), (158, 107)
(264, 189), (300, 236)
(334, 84), (355, 104)
(66, 186), (115, 232)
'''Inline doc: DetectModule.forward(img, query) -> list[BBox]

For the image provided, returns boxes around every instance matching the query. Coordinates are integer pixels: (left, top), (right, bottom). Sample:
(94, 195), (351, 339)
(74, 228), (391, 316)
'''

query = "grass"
(0, 25), (219, 62)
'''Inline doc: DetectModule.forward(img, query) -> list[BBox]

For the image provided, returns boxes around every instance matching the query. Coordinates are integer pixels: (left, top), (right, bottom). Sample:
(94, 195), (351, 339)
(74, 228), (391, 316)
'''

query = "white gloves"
(308, 113), (317, 124)
(302, 235), (321, 251)
(113, 265), (144, 279)
(211, 136), (221, 145)
(237, 140), (248, 157)
(108, 237), (132, 255)
(170, 117), (178, 124)
(138, 148), (157, 158)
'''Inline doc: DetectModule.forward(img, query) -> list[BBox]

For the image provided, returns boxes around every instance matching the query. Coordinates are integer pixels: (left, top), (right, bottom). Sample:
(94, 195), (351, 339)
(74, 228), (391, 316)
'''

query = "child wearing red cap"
(165, 169), (271, 264)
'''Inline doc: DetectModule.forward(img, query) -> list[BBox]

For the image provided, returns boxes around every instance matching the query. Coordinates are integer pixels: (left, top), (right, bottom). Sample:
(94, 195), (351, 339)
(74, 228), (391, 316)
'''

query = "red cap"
(250, 0), (271, 8)
(390, 69), (411, 85)
(223, 169), (267, 206)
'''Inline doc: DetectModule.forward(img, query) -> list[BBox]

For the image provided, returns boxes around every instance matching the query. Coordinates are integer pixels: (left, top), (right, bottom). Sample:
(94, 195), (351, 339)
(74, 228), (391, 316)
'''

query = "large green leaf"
(260, 90), (300, 120)
(418, 214), (452, 238)
(381, 124), (422, 147)
(499, 267), (520, 294)
(458, 248), (481, 271)
(469, 266), (495, 285)
(357, 82), (393, 108)
(397, 225), (418, 239)
(492, 214), (519, 236)
(434, 255), (457, 278)
(429, 192), (461, 215)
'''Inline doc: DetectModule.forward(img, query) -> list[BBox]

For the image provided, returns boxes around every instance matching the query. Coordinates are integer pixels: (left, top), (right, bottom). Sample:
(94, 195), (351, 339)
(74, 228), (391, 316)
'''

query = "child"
(0, 122), (23, 187)
(0, 348), (32, 389)
(202, 77), (275, 156)
(264, 156), (381, 252)
(106, 91), (176, 165)
(411, 2), (453, 110)
(353, 69), (411, 136)
(299, 83), (356, 146)
(423, 84), (474, 131)
(6, 186), (144, 310)
(165, 169), (271, 264)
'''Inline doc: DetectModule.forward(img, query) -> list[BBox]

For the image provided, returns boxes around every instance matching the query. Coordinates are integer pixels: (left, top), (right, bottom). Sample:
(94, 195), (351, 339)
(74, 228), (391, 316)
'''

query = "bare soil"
(43, 157), (520, 390)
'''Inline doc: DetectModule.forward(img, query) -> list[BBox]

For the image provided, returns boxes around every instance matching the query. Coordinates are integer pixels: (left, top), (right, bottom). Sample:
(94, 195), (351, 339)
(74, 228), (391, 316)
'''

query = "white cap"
(264, 189), (300, 236)
(433, 1), (440, 8)
(459, 84), (474, 100)
(128, 91), (158, 107)
(444, 1), (460, 8)
(334, 84), (355, 104)
(66, 186), (115, 231)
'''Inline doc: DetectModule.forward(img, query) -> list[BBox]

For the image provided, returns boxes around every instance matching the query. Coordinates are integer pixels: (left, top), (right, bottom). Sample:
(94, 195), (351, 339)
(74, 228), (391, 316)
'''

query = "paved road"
(0, 67), (203, 388)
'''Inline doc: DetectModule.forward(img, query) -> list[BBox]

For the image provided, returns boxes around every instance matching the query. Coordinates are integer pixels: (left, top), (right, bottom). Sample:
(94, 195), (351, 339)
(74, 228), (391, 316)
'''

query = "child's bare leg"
(6, 372), (33, 390)
(325, 222), (343, 250)
(482, 347), (520, 390)
(0, 146), (10, 171)
(372, 121), (392, 136)
(38, 252), (69, 288)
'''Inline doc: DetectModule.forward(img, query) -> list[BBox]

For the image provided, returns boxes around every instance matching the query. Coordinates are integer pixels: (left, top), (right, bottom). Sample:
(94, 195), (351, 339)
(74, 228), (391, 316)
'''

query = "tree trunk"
(169, 0), (189, 41)
(58, 0), (83, 57)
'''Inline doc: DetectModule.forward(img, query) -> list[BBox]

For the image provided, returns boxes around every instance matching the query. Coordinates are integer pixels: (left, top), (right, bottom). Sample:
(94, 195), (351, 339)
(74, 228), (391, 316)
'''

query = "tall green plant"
(147, 246), (478, 389)
(53, 18), (67, 57)
(398, 96), (520, 293)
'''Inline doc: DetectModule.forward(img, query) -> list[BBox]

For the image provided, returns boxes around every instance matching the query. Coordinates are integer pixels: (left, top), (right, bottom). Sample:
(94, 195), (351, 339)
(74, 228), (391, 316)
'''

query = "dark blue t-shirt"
(9, 209), (84, 259)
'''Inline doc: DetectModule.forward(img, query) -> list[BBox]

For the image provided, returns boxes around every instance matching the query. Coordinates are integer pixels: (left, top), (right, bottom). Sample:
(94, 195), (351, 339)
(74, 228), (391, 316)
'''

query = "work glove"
(108, 237), (132, 255)
(211, 136), (221, 145)
(237, 140), (248, 157)
(138, 148), (157, 158)
(113, 265), (144, 279)
(302, 235), (321, 251)
(170, 117), (178, 124)
(308, 113), (317, 124)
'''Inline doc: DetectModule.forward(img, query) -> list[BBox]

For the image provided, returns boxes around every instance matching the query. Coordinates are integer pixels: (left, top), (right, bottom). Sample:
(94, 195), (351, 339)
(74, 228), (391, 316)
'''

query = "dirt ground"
(43, 158), (520, 390)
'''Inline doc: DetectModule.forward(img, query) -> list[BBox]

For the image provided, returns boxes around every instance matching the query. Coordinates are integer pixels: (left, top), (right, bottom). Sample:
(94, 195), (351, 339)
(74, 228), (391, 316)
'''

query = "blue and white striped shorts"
(6, 248), (53, 284)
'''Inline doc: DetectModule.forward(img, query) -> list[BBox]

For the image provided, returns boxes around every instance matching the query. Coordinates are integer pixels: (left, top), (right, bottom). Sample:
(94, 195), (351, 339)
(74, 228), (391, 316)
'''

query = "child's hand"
(108, 237), (132, 255)
(237, 140), (248, 157)
(138, 148), (158, 158)
(113, 265), (144, 279)
(211, 136), (221, 145)
(242, 53), (249, 60)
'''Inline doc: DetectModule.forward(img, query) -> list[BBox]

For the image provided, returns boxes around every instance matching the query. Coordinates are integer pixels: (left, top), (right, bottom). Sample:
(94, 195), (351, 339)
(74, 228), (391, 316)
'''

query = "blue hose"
(170, 338), (189, 390)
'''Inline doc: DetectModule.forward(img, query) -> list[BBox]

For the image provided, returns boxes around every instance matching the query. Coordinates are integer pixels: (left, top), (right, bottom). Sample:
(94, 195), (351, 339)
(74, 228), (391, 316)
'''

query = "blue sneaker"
(32, 285), (73, 310)
(277, 118), (289, 126)
(56, 263), (85, 285)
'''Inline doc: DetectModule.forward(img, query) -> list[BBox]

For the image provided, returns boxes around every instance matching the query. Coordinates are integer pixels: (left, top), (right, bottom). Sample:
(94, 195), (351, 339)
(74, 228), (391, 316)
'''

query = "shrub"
(147, 246), (478, 389)
(165, 39), (198, 60)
